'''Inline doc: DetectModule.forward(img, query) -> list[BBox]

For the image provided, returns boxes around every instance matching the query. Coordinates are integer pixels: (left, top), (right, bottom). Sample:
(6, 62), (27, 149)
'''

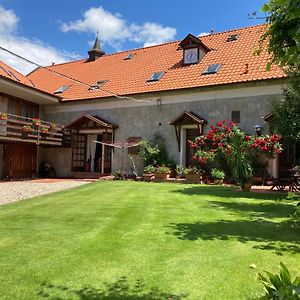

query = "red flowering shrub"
(191, 121), (282, 186)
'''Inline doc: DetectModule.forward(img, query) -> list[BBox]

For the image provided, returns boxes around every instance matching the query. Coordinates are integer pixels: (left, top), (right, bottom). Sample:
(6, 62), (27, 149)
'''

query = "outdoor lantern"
(254, 124), (263, 136)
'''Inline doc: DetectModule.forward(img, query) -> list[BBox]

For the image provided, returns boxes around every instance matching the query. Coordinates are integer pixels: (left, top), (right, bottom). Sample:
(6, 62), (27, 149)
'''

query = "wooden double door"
(2, 143), (37, 179)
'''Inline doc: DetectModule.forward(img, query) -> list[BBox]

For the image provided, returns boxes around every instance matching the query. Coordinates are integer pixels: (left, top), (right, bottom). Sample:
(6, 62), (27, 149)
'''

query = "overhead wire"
(0, 45), (152, 103)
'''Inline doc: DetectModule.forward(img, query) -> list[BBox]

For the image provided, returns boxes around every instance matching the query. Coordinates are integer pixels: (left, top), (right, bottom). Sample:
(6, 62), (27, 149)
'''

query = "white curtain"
(87, 135), (97, 171)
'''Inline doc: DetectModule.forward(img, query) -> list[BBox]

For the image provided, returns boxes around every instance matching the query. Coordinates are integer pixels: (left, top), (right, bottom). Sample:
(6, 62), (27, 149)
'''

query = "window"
(54, 85), (70, 94)
(147, 71), (165, 82)
(202, 64), (222, 75)
(231, 111), (240, 124)
(124, 53), (135, 60)
(226, 34), (239, 42)
(88, 80), (108, 90)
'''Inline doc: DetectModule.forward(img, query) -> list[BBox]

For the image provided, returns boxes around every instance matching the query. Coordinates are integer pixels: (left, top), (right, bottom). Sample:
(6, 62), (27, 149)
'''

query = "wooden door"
(186, 128), (200, 167)
(3, 143), (37, 179)
(71, 133), (87, 172)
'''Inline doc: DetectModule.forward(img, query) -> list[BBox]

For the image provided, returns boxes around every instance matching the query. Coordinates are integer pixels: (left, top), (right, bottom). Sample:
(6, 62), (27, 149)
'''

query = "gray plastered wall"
(42, 86), (281, 176)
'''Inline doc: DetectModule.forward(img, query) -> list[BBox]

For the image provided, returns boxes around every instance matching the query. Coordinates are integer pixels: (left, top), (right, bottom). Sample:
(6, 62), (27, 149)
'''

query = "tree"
(261, 0), (300, 146)
(272, 74), (300, 142)
(262, 0), (300, 70)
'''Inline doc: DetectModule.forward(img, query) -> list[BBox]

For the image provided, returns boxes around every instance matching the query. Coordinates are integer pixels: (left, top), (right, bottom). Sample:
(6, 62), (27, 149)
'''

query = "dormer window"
(54, 85), (70, 94)
(179, 33), (210, 65)
(147, 71), (165, 82)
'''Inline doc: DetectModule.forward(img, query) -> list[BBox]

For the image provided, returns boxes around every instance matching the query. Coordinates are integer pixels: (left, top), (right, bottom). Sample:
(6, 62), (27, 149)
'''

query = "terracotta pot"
(241, 183), (252, 192)
(186, 173), (202, 183)
(154, 172), (171, 180)
(143, 174), (154, 182)
(214, 179), (223, 185)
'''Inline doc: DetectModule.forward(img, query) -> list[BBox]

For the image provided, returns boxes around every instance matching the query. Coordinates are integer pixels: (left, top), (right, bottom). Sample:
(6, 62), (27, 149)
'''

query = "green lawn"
(0, 181), (299, 300)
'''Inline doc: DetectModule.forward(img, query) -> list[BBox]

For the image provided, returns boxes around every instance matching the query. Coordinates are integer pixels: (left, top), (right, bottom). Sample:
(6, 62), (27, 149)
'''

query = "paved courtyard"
(0, 179), (91, 205)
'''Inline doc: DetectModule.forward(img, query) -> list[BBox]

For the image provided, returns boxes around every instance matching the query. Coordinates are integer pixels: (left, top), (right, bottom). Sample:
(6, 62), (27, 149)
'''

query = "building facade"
(0, 24), (291, 179)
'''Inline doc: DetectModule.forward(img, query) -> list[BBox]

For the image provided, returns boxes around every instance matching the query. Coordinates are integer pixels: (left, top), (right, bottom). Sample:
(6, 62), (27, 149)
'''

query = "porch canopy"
(65, 114), (118, 133)
(168, 111), (206, 151)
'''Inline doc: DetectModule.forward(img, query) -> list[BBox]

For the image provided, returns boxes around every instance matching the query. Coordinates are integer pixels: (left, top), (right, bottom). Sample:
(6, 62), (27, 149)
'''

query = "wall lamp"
(254, 124), (263, 136)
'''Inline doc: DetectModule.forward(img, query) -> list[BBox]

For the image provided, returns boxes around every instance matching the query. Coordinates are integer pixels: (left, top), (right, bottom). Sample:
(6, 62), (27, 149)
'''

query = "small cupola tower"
(88, 32), (105, 61)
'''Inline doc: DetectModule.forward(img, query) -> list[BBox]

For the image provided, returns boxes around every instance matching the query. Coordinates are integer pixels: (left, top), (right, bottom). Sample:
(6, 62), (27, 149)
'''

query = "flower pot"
(241, 183), (252, 192)
(143, 174), (154, 182)
(21, 131), (29, 139)
(214, 179), (223, 185)
(186, 173), (202, 183)
(154, 172), (170, 180)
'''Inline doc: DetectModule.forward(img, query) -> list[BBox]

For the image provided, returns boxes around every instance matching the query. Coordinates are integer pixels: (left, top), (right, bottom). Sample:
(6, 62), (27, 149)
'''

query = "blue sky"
(0, 0), (266, 74)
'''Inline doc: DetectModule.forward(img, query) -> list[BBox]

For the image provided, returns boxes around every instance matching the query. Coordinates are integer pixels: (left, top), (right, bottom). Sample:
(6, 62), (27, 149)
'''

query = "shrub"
(211, 168), (225, 180)
(138, 140), (160, 166)
(143, 165), (156, 174)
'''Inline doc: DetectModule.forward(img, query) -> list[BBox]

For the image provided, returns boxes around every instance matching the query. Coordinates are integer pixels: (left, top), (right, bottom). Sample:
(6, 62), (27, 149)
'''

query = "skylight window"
(124, 53), (135, 60)
(88, 80), (108, 90)
(227, 34), (239, 42)
(147, 71), (165, 82)
(202, 64), (222, 75)
(54, 85), (70, 94)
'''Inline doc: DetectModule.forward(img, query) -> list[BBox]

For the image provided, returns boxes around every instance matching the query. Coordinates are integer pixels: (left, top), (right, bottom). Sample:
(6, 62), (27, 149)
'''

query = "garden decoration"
(191, 121), (282, 191)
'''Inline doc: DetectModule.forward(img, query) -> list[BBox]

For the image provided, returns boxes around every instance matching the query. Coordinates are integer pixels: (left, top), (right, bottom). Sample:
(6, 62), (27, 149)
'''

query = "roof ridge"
(201, 23), (266, 38)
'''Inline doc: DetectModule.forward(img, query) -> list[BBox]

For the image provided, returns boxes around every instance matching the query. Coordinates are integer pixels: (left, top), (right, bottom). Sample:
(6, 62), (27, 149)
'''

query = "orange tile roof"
(27, 24), (286, 102)
(0, 60), (34, 86)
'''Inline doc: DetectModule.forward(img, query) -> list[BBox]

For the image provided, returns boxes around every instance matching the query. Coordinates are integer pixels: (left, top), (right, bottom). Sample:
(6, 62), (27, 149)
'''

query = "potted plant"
(49, 123), (57, 131)
(113, 170), (124, 180)
(154, 165), (171, 180)
(32, 118), (41, 126)
(176, 164), (185, 179)
(0, 112), (8, 120)
(211, 168), (225, 185)
(21, 125), (32, 138)
(184, 166), (202, 183)
(40, 126), (49, 138)
(143, 165), (156, 182)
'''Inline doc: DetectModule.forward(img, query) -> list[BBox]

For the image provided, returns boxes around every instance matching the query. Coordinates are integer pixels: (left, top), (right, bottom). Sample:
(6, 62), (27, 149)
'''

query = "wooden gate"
(3, 143), (37, 179)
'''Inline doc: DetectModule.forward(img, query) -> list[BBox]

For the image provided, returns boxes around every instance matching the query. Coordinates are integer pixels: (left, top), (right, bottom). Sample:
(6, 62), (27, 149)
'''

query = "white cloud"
(0, 6), (18, 34)
(61, 6), (177, 49)
(0, 5), (81, 75)
(198, 32), (210, 37)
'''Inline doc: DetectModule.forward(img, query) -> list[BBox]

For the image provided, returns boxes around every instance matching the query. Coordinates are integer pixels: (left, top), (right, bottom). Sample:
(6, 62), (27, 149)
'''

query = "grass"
(0, 181), (299, 299)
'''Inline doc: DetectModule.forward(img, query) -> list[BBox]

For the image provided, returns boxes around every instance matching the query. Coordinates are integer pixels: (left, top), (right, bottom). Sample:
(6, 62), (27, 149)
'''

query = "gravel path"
(0, 179), (90, 205)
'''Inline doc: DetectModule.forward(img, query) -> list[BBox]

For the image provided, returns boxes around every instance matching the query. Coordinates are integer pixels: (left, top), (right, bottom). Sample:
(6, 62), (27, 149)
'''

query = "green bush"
(138, 140), (160, 166)
(253, 262), (300, 299)
(211, 168), (225, 180)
